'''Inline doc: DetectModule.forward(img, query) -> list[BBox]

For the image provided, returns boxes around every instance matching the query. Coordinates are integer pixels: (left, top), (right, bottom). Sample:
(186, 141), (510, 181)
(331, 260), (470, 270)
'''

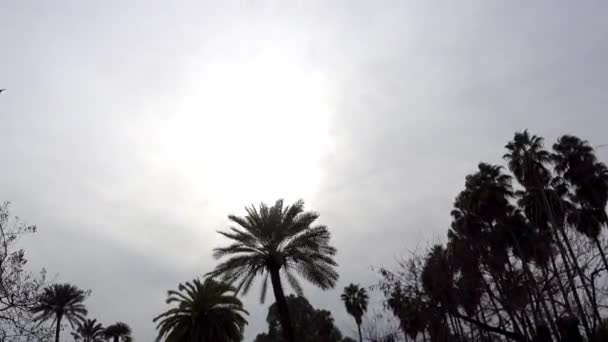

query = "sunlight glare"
(156, 55), (333, 215)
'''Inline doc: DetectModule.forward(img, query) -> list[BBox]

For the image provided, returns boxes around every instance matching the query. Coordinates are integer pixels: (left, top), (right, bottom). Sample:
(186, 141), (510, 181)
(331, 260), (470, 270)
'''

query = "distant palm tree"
(153, 278), (248, 342)
(74, 319), (105, 342)
(208, 199), (339, 342)
(104, 322), (132, 342)
(31, 283), (88, 342)
(341, 284), (369, 342)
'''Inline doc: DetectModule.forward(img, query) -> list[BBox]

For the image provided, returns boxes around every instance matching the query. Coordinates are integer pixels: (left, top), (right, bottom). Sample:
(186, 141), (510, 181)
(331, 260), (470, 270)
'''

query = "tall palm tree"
(104, 322), (132, 342)
(208, 199), (339, 342)
(449, 164), (534, 336)
(504, 130), (596, 339)
(74, 319), (105, 342)
(153, 278), (248, 342)
(31, 283), (88, 342)
(341, 284), (369, 342)
(553, 135), (608, 273)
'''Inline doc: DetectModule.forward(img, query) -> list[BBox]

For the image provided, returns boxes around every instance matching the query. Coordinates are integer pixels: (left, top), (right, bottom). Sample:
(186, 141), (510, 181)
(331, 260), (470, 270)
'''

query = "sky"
(1, 1), (608, 341)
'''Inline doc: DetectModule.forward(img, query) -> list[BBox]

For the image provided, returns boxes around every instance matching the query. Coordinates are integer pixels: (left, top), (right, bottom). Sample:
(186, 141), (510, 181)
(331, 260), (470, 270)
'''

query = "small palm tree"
(341, 284), (368, 342)
(153, 278), (248, 342)
(31, 283), (88, 342)
(73, 319), (105, 342)
(208, 199), (339, 342)
(104, 322), (132, 342)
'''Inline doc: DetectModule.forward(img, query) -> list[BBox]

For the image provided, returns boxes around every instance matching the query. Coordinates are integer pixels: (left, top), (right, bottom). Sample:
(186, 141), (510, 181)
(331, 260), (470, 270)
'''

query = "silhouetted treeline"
(377, 131), (608, 342)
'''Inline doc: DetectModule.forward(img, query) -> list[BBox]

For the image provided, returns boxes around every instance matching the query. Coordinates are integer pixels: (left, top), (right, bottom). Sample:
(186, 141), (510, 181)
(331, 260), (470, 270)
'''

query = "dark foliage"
(153, 278), (248, 342)
(377, 131), (608, 342)
(254, 295), (347, 342)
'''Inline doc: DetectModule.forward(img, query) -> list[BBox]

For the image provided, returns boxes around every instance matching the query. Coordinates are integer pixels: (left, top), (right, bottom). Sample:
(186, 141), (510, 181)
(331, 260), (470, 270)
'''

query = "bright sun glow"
(149, 54), (334, 214)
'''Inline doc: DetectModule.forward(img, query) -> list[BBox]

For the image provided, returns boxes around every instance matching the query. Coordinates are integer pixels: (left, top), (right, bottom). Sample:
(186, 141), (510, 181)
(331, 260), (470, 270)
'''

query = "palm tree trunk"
(594, 237), (608, 277)
(456, 316), (465, 339)
(447, 314), (458, 339)
(357, 323), (363, 342)
(269, 267), (295, 342)
(556, 223), (601, 321)
(548, 250), (573, 315)
(483, 278), (506, 330)
(538, 188), (595, 340)
(507, 230), (558, 336)
(487, 272), (523, 335)
(55, 314), (62, 342)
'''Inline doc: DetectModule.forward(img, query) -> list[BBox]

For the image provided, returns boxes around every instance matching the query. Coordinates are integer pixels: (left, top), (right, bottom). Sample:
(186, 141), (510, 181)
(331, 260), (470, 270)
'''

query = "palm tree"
(31, 283), (88, 342)
(448, 164), (534, 336)
(208, 199), (339, 342)
(504, 130), (597, 339)
(153, 278), (248, 342)
(104, 322), (132, 342)
(341, 284), (369, 342)
(552, 135), (608, 273)
(74, 319), (105, 342)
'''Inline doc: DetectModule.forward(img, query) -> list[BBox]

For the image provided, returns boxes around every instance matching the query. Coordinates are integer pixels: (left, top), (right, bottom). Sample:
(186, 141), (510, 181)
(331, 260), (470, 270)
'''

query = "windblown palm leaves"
(208, 199), (338, 342)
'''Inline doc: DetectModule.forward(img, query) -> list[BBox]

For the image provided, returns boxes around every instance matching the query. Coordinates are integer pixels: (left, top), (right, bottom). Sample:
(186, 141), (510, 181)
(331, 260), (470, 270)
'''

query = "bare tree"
(0, 203), (51, 342)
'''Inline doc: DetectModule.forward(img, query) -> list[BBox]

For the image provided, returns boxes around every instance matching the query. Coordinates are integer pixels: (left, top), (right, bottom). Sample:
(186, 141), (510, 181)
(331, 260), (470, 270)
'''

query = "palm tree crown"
(73, 319), (105, 342)
(104, 322), (132, 342)
(208, 199), (338, 342)
(209, 199), (339, 295)
(341, 284), (368, 342)
(31, 283), (88, 342)
(341, 284), (368, 325)
(504, 130), (552, 188)
(153, 278), (248, 342)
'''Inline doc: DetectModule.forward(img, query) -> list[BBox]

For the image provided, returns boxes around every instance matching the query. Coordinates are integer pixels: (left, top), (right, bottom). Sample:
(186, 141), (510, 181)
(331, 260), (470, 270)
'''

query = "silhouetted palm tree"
(104, 322), (132, 342)
(553, 135), (608, 273)
(74, 319), (105, 342)
(31, 283), (88, 342)
(208, 199), (339, 342)
(153, 278), (248, 342)
(504, 130), (596, 339)
(341, 284), (369, 342)
(448, 163), (534, 336)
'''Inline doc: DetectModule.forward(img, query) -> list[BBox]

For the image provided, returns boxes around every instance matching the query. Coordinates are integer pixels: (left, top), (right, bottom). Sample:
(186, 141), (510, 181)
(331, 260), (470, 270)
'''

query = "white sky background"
(2, 1), (608, 341)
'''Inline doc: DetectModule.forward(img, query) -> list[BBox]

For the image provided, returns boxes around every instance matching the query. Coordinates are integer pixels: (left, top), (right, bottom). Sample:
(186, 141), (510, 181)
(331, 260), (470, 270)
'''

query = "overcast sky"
(2, 1), (608, 341)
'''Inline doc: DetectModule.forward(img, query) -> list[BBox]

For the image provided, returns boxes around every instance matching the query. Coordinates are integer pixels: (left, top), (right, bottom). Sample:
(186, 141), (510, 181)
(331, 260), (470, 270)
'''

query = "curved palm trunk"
(269, 267), (295, 342)
(537, 189), (595, 340)
(487, 272), (523, 335)
(507, 239), (559, 338)
(357, 322), (363, 342)
(55, 314), (62, 342)
(548, 251), (573, 315)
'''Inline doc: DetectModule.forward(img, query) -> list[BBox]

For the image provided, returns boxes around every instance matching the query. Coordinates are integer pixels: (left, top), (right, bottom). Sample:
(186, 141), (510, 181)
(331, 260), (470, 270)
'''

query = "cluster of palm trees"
(378, 131), (608, 342)
(153, 199), (342, 342)
(31, 283), (132, 342)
